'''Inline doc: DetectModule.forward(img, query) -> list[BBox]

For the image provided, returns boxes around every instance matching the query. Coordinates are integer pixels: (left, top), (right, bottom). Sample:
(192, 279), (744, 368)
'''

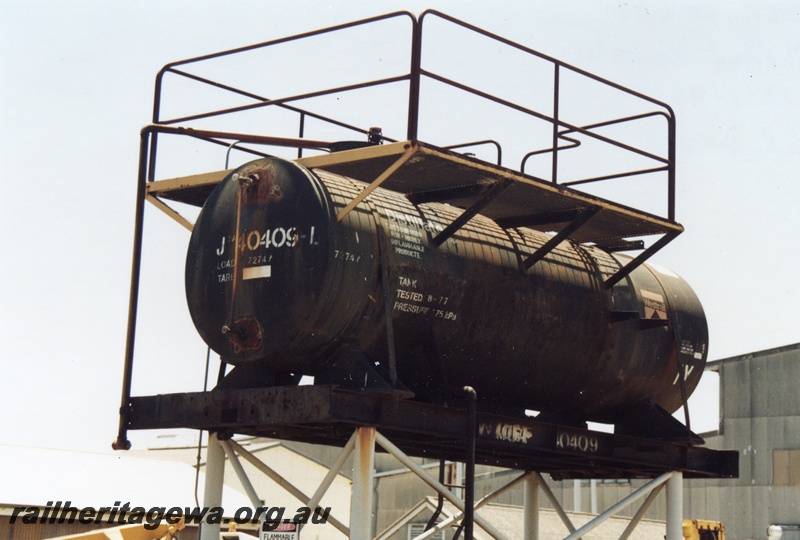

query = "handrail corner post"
(406, 14), (423, 141)
(667, 109), (677, 221)
(112, 127), (153, 451)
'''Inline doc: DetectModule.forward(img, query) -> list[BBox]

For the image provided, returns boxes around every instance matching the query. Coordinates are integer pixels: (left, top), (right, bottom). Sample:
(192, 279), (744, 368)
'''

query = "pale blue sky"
(1, 1), (798, 451)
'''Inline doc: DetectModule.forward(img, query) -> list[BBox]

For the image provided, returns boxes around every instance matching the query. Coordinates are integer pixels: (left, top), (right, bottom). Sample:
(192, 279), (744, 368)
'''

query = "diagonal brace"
(226, 439), (350, 536)
(522, 206), (601, 270)
(529, 471), (577, 535)
(619, 483), (666, 540)
(220, 440), (263, 508)
(432, 178), (514, 246)
(565, 471), (675, 540)
(336, 142), (418, 222)
(374, 430), (509, 540)
(415, 471), (534, 540)
(145, 194), (194, 232)
(603, 229), (681, 289)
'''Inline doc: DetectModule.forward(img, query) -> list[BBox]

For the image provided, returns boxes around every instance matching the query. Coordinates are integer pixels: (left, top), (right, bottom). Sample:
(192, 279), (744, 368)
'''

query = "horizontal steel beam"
(126, 386), (738, 479)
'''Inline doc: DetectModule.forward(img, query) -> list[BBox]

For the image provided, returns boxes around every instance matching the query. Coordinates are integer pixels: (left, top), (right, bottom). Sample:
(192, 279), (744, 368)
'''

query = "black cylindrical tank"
(186, 157), (708, 423)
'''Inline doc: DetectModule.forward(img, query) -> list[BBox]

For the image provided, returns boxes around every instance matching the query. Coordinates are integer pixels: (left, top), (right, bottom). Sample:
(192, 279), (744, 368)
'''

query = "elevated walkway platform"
(146, 137), (682, 288)
(150, 140), (680, 243)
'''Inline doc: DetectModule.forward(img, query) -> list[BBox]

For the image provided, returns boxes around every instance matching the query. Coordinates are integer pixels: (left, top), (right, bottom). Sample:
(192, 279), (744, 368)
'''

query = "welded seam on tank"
(363, 195), (399, 385)
(644, 260), (693, 431)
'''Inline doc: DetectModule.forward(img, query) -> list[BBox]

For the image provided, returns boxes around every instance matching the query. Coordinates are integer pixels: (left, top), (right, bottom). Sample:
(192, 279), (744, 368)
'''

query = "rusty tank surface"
(185, 156), (708, 435)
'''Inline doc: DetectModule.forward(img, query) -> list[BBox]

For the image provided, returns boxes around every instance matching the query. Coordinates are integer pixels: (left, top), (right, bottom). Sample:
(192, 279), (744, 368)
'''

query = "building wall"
(683, 343), (800, 539)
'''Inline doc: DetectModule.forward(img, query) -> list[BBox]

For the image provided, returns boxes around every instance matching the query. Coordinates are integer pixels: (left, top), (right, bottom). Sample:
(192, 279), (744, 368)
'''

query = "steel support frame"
(200, 431), (355, 538)
(523, 475), (540, 540)
(144, 194), (194, 232)
(198, 426), (522, 540)
(416, 471), (534, 540)
(431, 179), (514, 247)
(184, 419), (696, 540)
(371, 430), (508, 540)
(394, 467), (683, 540)
(559, 471), (682, 540)
(330, 140), (513, 249)
(418, 467), (676, 540)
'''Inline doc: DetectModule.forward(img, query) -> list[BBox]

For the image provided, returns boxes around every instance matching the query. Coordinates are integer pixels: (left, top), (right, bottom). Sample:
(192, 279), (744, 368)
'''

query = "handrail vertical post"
(112, 127), (151, 451)
(407, 15), (422, 140)
(148, 70), (167, 183)
(297, 112), (306, 159)
(552, 63), (561, 185)
(668, 113), (677, 220)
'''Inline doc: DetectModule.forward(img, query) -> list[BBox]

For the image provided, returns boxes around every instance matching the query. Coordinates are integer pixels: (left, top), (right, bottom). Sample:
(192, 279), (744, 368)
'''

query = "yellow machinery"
(683, 519), (725, 540)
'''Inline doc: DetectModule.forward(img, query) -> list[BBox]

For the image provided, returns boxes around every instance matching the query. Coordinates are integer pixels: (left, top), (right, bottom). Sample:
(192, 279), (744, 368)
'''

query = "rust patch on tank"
(238, 162), (284, 206)
(222, 316), (263, 353)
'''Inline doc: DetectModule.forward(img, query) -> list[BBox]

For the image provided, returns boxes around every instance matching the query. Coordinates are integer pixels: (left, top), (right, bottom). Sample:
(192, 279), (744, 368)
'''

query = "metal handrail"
(416, 9), (676, 219)
(146, 11), (416, 182)
(443, 140), (502, 166)
(144, 9), (676, 218)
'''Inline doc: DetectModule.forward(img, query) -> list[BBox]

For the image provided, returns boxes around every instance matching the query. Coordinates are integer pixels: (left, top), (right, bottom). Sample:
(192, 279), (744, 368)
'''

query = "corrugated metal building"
(685, 342), (800, 539)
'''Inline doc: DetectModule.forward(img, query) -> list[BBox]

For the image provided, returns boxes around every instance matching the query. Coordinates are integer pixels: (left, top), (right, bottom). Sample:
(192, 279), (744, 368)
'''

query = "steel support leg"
(523, 474), (539, 540)
(351, 427), (376, 540)
(200, 432), (225, 540)
(666, 471), (683, 540)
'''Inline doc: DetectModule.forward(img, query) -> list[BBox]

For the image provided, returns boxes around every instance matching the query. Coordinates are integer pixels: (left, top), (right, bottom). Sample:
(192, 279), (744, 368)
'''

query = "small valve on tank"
(368, 126), (383, 145)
